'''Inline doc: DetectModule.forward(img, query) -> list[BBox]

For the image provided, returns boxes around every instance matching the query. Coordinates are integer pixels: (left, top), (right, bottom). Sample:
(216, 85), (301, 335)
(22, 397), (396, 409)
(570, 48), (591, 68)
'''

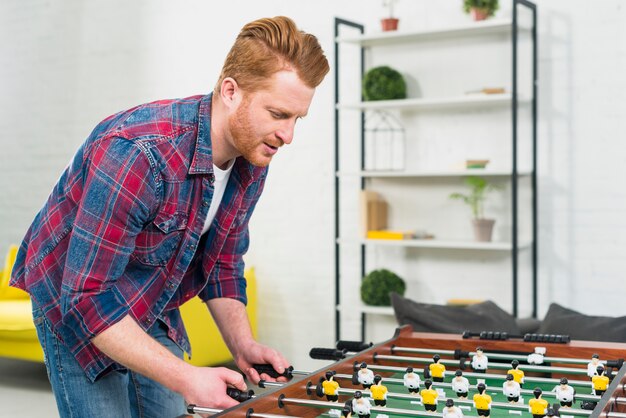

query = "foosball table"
(189, 326), (626, 418)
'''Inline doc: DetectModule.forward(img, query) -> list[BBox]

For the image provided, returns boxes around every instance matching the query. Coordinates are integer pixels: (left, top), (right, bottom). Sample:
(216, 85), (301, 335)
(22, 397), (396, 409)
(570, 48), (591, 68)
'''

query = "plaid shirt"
(10, 93), (267, 381)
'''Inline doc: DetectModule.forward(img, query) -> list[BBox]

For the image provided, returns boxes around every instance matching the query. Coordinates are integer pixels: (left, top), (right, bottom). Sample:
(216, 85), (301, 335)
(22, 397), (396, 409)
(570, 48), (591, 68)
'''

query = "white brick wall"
(1, 0), (625, 370)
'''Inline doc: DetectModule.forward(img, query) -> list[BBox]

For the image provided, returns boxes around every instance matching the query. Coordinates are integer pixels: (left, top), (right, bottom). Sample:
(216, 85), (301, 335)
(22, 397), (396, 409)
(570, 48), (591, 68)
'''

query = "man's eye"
(270, 111), (282, 119)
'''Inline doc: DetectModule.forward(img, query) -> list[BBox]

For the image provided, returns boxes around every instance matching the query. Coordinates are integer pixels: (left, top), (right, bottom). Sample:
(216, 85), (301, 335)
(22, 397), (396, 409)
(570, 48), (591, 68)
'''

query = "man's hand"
(92, 316), (247, 410)
(232, 340), (291, 384)
(181, 366), (247, 409)
(207, 298), (292, 385)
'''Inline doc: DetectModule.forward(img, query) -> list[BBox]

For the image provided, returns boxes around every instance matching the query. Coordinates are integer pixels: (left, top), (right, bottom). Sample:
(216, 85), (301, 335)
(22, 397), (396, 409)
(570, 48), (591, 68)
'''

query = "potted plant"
(360, 269), (406, 306)
(362, 66), (407, 101)
(449, 176), (500, 242)
(381, 0), (400, 31)
(463, 0), (499, 21)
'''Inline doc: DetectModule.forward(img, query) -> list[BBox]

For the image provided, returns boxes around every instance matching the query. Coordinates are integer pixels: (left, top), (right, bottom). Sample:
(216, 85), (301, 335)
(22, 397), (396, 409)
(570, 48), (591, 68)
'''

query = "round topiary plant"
(360, 269), (406, 306)
(362, 66), (407, 101)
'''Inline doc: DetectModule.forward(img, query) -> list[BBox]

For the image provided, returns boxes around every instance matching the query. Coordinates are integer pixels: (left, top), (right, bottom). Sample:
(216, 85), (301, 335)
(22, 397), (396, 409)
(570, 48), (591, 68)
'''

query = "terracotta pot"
(471, 8), (491, 21)
(381, 18), (399, 31)
(472, 218), (495, 242)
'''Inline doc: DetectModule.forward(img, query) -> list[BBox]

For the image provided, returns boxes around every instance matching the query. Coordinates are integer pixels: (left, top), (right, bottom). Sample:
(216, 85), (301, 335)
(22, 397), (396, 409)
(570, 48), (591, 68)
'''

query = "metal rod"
(357, 362), (593, 386)
(615, 397), (626, 405)
(375, 354), (592, 375)
(327, 374), (600, 402)
(391, 346), (608, 366)
(188, 405), (302, 418)
(605, 414), (626, 418)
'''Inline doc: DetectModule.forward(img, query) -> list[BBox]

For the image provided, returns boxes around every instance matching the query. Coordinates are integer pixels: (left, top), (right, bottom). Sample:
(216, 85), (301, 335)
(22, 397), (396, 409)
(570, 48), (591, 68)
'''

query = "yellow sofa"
(0, 245), (257, 366)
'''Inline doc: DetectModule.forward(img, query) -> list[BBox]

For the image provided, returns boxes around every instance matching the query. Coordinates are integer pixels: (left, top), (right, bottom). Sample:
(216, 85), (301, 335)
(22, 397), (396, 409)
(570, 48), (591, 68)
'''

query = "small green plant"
(362, 66), (407, 101)
(449, 176), (499, 219)
(463, 0), (499, 17)
(360, 269), (406, 306)
(382, 0), (399, 18)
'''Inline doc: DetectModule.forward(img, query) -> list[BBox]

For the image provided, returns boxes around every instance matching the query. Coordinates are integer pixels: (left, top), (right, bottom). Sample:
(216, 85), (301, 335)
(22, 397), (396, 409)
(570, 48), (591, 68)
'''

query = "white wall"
(1, 0), (625, 372)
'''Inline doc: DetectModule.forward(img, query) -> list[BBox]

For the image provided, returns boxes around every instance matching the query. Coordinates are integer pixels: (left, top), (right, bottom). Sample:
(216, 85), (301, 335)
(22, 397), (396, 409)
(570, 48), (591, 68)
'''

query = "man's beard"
(228, 98), (271, 167)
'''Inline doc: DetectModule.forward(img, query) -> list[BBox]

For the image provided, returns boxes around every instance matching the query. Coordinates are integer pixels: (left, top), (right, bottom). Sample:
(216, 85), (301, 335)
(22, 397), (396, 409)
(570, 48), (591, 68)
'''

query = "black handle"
(309, 347), (346, 361)
(253, 364), (294, 379)
(336, 340), (372, 352)
(227, 387), (255, 402)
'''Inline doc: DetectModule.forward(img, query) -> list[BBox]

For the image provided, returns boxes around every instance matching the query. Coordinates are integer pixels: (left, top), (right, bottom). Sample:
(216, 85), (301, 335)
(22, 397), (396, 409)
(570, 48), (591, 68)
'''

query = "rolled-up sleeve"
(60, 136), (158, 346)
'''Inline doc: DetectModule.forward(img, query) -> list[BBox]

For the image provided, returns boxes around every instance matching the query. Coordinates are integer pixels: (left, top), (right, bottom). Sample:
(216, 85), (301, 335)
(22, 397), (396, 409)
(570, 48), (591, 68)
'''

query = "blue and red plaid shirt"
(10, 93), (267, 381)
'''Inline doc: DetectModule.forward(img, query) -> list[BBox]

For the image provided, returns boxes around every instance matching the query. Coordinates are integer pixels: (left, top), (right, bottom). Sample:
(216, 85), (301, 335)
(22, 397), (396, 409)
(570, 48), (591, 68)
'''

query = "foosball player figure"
(429, 354), (446, 382)
(403, 366), (421, 395)
(473, 382), (492, 417)
(529, 388), (549, 418)
(592, 366), (610, 397)
(341, 403), (353, 418)
(546, 407), (559, 418)
(451, 370), (470, 399)
(420, 379), (439, 412)
(528, 347), (546, 365)
(587, 354), (601, 378)
(503, 373), (522, 403)
(553, 377), (575, 407)
(370, 375), (388, 407)
(508, 359), (525, 386)
(322, 371), (340, 402)
(471, 346), (489, 373)
(354, 362), (375, 389)
(442, 398), (464, 418)
(351, 390), (371, 418)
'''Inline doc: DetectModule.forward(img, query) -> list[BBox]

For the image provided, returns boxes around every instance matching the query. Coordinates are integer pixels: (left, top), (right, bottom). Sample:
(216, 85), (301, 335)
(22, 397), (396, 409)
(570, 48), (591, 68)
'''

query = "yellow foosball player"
(529, 387), (549, 418)
(370, 375), (388, 407)
(508, 359), (526, 386)
(420, 379), (439, 412)
(321, 371), (340, 402)
(592, 366), (610, 397)
(473, 382), (493, 417)
(429, 354), (446, 382)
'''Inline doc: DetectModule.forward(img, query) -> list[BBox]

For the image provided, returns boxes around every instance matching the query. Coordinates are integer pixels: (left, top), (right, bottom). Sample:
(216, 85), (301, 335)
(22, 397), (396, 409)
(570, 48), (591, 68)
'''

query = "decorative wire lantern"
(364, 110), (405, 171)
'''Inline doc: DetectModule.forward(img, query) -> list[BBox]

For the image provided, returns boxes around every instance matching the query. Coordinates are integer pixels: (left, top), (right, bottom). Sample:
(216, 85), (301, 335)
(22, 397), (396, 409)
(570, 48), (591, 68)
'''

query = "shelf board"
(335, 19), (526, 47)
(337, 304), (395, 316)
(337, 169), (533, 178)
(337, 94), (527, 111)
(337, 238), (532, 251)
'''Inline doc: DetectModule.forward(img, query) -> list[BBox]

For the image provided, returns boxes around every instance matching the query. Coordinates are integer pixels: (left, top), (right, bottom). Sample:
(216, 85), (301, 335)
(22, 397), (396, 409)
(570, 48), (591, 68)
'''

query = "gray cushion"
(391, 293), (520, 334)
(537, 303), (626, 342)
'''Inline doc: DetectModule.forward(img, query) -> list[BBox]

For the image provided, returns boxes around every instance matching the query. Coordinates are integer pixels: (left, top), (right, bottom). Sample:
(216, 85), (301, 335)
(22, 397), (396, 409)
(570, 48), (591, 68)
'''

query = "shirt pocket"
(132, 210), (188, 266)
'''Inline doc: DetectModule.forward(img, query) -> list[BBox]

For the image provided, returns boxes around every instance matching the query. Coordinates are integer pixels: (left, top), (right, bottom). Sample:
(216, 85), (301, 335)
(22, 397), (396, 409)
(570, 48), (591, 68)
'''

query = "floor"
(0, 357), (58, 417)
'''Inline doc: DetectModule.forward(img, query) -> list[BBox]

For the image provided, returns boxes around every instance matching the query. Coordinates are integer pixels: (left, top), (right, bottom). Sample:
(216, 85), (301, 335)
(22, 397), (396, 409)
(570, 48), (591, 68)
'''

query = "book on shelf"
(366, 230), (416, 240)
(360, 190), (388, 236)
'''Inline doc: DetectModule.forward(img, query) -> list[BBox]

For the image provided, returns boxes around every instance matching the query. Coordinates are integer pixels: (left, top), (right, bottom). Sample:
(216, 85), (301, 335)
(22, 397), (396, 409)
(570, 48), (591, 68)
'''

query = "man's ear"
(219, 77), (240, 109)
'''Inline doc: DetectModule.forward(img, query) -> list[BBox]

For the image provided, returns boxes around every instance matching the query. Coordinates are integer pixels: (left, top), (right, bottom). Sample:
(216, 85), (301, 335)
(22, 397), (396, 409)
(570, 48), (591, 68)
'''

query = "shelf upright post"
(334, 18), (365, 342)
(512, 0), (538, 318)
(512, 0), (520, 318)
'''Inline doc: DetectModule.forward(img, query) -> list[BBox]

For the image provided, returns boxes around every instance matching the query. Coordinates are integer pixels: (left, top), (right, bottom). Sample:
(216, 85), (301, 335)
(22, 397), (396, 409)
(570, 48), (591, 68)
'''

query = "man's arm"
(92, 314), (246, 409)
(207, 297), (290, 384)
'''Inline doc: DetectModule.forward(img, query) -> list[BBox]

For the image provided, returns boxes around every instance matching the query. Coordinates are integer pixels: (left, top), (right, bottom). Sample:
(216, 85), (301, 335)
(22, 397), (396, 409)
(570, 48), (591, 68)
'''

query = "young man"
(10, 16), (329, 417)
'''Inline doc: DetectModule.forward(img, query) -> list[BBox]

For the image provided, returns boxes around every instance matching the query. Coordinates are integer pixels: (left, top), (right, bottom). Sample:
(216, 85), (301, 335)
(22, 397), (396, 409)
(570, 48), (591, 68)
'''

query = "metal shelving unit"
(334, 0), (538, 341)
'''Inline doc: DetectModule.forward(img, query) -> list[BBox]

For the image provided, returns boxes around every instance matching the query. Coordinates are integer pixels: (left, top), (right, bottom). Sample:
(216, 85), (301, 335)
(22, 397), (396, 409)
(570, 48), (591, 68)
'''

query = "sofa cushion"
(0, 299), (37, 341)
(391, 293), (520, 334)
(538, 303), (626, 342)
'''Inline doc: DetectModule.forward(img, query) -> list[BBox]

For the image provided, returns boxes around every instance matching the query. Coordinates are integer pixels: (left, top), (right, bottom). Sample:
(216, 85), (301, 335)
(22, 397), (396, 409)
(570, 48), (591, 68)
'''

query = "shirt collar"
(189, 93), (214, 175)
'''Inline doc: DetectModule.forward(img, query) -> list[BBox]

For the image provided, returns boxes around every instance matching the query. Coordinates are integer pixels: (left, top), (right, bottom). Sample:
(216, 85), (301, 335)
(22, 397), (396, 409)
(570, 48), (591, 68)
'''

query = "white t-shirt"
(202, 160), (235, 235)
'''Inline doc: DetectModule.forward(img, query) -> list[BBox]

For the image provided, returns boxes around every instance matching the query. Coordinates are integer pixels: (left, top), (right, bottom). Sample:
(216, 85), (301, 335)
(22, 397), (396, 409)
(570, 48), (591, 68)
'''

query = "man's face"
(228, 70), (315, 167)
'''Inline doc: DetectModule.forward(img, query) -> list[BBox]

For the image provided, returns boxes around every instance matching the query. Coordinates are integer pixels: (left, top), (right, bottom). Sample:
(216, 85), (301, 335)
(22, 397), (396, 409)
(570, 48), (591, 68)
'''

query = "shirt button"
(167, 282), (175, 289)
(146, 317), (152, 324)
(202, 200), (209, 207)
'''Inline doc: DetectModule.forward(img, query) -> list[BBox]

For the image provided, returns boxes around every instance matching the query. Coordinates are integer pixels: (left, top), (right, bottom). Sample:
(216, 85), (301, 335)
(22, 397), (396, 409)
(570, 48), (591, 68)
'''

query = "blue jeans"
(32, 303), (186, 418)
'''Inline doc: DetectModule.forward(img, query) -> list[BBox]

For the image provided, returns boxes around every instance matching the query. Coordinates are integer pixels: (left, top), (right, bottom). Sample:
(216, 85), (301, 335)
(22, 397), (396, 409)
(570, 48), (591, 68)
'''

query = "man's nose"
(275, 120), (295, 145)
